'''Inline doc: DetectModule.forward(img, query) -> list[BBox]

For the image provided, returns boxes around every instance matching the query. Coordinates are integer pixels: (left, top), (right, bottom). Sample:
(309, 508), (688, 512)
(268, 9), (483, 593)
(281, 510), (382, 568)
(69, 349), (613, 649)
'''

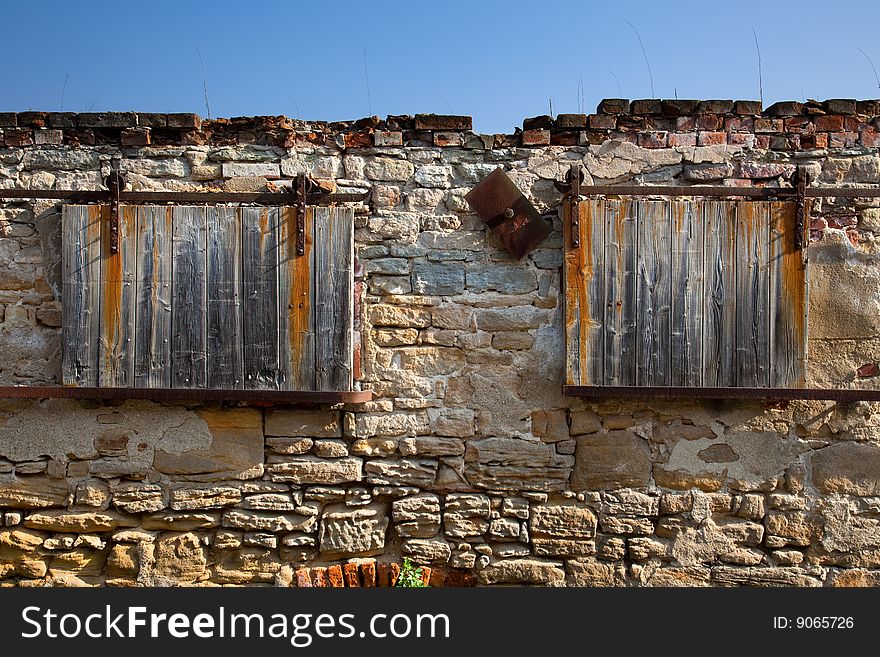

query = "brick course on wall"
(3, 98), (880, 586)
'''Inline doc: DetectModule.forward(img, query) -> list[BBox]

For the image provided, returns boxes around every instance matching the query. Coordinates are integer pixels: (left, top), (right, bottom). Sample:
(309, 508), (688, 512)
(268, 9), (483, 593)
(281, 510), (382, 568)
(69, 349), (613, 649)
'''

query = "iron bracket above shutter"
(794, 165), (810, 253)
(103, 169), (128, 254)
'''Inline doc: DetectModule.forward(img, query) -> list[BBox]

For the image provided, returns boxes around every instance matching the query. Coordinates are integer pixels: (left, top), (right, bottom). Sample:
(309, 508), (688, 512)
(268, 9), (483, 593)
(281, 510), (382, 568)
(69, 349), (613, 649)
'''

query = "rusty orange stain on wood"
(287, 206), (311, 384)
(99, 205), (122, 375)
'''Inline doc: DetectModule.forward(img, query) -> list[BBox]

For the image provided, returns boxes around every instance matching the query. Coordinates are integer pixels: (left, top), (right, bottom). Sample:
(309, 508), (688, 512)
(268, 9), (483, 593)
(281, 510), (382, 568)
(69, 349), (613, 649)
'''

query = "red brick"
(428, 568), (448, 587)
(829, 132), (858, 148)
(697, 131), (726, 146)
(3, 128), (33, 147)
(295, 568), (313, 587)
(344, 131), (372, 148)
(415, 114), (472, 131)
(784, 117), (814, 134)
(608, 131), (637, 144)
(765, 101), (804, 117)
(844, 116), (862, 132)
(631, 99), (662, 115)
(815, 115), (844, 132)
(668, 132), (697, 147)
(827, 214), (858, 229)
(521, 129), (550, 146)
(675, 116), (696, 131)
(597, 98), (630, 114)
(588, 114), (616, 129)
(433, 131), (462, 147)
(755, 118), (783, 133)
(695, 114), (721, 130)
(121, 127), (151, 146)
(579, 131), (606, 145)
(735, 100), (763, 115)
(770, 135), (800, 150)
(638, 131), (668, 148)
(645, 117), (675, 132)
(857, 363), (880, 378)
(523, 115), (553, 130)
(361, 560), (377, 587)
(698, 100), (735, 114)
(550, 131), (577, 146)
(801, 133), (829, 149)
(166, 113), (202, 129)
(662, 99), (700, 116)
(826, 99), (857, 115)
(556, 113), (587, 128)
(725, 116), (754, 131)
(312, 567), (328, 587)
(376, 562), (391, 587)
(343, 563), (361, 587)
(328, 565), (345, 587)
(861, 129), (880, 147)
(729, 133), (754, 146)
(420, 567), (433, 586)
(374, 130), (403, 146)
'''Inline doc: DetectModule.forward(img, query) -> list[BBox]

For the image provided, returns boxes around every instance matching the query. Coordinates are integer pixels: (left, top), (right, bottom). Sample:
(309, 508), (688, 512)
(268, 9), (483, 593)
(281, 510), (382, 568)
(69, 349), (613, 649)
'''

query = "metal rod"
(0, 386), (372, 404)
(0, 189), (370, 204)
(563, 385), (880, 402)
(569, 163), (581, 248)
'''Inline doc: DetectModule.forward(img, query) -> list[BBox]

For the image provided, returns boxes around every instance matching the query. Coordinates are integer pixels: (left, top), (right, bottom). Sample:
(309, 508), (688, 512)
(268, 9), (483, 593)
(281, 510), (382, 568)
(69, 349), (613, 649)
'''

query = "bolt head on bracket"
(465, 168), (552, 259)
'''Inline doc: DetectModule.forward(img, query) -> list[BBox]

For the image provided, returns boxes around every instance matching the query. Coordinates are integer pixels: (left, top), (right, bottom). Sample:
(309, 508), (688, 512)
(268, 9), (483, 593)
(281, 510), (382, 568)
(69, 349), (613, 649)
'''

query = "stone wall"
(3, 99), (880, 587)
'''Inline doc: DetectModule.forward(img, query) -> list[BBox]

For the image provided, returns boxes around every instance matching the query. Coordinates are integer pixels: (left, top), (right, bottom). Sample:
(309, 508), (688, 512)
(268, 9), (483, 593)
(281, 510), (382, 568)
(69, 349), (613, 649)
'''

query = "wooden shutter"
(61, 205), (354, 392)
(564, 199), (808, 389)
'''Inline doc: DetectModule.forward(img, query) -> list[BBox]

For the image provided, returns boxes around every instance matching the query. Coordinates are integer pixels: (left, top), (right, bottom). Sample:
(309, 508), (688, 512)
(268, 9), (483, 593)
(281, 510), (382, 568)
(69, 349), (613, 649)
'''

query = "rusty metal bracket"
(464, 168), (552, 259)
(794, 165), (810, 252)
(295, 174), (308, 256)
(568, 163), (582, 248)
(102, 169), (128, 254)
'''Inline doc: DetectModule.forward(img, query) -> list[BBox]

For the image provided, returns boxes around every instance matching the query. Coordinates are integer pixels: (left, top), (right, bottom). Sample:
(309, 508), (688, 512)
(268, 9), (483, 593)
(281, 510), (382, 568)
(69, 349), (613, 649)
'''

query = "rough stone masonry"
(2, 99), (880, 586)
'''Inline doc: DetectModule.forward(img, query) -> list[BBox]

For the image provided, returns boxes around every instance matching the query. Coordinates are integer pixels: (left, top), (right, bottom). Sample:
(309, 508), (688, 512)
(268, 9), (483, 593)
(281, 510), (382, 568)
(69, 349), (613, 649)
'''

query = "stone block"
(319, 502), (388, 558)
(571, 431), (652, 490)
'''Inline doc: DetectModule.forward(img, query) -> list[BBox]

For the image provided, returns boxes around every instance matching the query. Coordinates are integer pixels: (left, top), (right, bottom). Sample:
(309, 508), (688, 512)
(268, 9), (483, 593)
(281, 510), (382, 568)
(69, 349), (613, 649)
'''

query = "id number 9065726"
(773, 616), (854, 629)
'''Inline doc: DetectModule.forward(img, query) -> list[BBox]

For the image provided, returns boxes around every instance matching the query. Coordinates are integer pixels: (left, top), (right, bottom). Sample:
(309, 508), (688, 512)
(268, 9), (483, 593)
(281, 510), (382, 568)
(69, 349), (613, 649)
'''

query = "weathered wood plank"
(170, 205), (207, 388)
(134, 206), (173, 388)
(670, 200), (704, 387)
(604, 200), (638, 386)
(206, 206), (243, 389)
(564, 200), (605, 386)
(98, 205), (137, 387)
(278, 206), (316, 390)
(702, 201), (738, 387)
(734, 201), (771, 387)
(241, 206), (281, 389)
(769, 201), (808, 387)
(61, 205), (102, 386)
(314, 206), (354, 391)
(636, 200), (672, 386)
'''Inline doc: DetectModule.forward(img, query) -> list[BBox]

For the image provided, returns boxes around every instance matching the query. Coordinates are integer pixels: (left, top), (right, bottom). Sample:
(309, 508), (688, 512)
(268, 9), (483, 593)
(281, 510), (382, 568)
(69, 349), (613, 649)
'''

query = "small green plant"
(396, 558), (428, 588)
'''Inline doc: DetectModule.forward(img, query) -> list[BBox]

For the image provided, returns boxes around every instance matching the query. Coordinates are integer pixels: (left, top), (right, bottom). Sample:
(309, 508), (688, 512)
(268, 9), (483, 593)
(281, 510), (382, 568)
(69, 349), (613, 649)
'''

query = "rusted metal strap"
(569, 163), (581, 248)
(563, 385), (880, 402)
(0, 188), (370, 204)
(0, 385), (372, 404)
(794, 165), (810, 252)
(104, 170), (127, 254)
(296, 174), (308, 256)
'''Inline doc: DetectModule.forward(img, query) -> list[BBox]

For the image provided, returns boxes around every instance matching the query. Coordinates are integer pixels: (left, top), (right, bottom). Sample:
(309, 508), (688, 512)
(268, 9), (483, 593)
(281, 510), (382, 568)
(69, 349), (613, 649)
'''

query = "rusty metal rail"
(563, 385), (880, 402)
(0, 386), (372, 404)
(0, 189), (370, 204)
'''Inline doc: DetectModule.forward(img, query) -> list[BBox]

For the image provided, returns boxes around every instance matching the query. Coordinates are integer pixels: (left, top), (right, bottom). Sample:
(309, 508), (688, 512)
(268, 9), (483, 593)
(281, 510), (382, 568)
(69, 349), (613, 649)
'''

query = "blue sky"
(3, 0), (879, 133)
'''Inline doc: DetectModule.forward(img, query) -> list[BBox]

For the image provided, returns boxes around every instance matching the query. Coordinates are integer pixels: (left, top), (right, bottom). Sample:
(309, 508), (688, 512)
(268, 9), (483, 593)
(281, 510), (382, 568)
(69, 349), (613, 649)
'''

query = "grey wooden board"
(563, 201), (582, 386)
(735, 202), (771, 387)
(769, 201), (808, 387)
(170, 205), (208, 388)
(134, 206), (173, 388)
(702, 201), (738, 387)
(61, 205), (102, 387)
(206, 206), (243, 389)
(241, 207), (281, 389)
(278, 206), (316, 391)
(98, 205), (137, 387)
(564, 200), (605, 386)
(314, 206), (354, 391)
(636, 200), (671, 386)
(604, 200), (638, 386)
(670, 200), (704, 386)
